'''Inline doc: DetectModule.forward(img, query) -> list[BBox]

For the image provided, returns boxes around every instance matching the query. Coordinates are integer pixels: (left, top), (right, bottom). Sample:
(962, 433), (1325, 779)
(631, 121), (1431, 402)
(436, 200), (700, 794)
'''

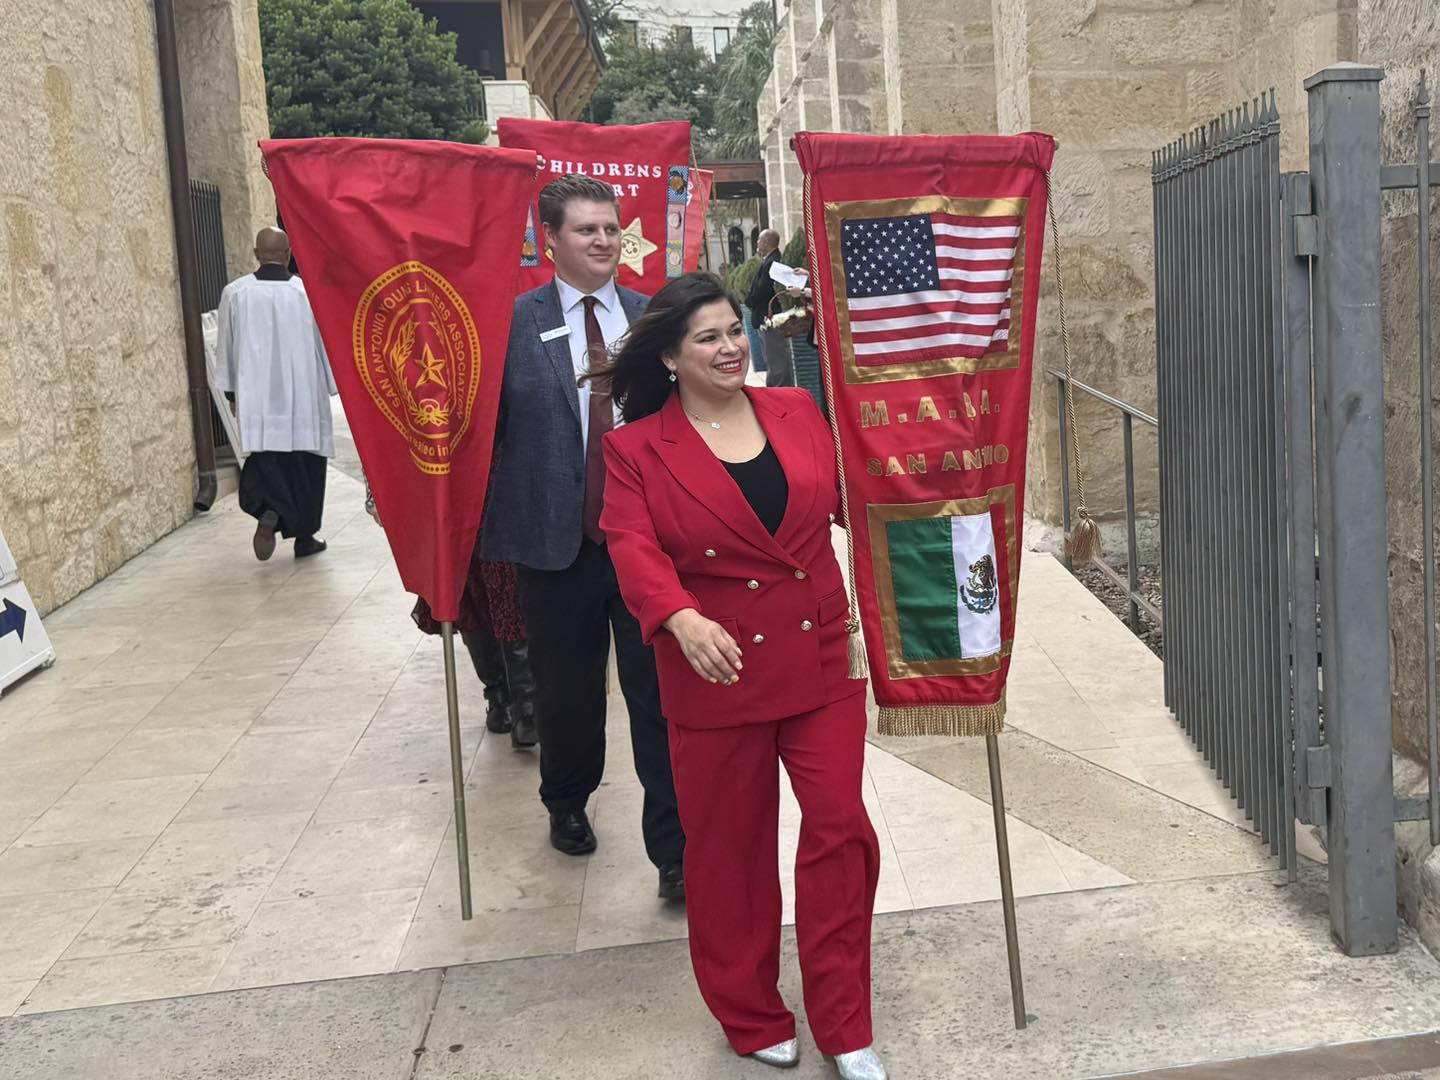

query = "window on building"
(727, 226), (745, 265)
(621, 19), (639, 45)
(672, 25), (691, 45)
(713, 26), (731, 54)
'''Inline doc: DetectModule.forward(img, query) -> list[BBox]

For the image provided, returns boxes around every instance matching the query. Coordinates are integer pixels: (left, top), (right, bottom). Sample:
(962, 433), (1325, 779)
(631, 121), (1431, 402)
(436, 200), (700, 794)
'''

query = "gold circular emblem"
(352, 261), (482, 476)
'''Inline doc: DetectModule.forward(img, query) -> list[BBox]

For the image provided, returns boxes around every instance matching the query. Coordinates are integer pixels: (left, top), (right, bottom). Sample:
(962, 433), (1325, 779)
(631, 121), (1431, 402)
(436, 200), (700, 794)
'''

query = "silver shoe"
(751, 1038), (799, 1068)
(835, 1046), (887, 1080)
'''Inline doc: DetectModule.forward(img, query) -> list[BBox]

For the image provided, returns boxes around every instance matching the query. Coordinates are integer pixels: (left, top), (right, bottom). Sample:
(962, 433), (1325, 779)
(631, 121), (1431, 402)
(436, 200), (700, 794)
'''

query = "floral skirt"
(411, 555), (525, 641)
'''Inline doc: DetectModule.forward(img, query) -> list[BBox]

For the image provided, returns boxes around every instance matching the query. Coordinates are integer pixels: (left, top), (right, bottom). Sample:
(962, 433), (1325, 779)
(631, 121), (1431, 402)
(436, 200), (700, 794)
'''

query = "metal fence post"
(1305, 64), (1397, 956)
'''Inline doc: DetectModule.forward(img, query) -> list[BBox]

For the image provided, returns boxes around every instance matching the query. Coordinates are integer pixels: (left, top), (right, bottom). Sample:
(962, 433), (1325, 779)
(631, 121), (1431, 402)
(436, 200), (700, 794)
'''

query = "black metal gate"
(187, 179), (231, 455)
(1148, 67), (1440, 957)
(188, 180), (228, 311)
(1151, 95), (1295, 874)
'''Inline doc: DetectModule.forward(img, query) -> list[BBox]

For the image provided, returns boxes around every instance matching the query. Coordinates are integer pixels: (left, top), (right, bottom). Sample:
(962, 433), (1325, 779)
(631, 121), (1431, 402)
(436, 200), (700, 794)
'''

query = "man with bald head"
(215, 226), (337, 560)
(745, 227), (794, 387)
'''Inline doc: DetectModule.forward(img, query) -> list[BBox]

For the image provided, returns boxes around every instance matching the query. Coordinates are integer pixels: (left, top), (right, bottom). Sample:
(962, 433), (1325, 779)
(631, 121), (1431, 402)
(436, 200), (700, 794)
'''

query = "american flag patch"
(840, 211), (1020, 364)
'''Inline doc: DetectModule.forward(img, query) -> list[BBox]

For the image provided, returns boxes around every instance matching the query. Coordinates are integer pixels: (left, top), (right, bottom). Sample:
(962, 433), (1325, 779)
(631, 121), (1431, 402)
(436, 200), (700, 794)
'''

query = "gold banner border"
(867, 485), (1018, 681)
(823, 196), (1029, 385)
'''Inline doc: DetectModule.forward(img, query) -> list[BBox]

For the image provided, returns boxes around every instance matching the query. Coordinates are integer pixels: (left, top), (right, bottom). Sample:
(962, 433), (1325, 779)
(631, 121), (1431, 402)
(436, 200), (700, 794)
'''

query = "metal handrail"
(1046, 368), (1160, 635)
(1047, 369), (1159, 428)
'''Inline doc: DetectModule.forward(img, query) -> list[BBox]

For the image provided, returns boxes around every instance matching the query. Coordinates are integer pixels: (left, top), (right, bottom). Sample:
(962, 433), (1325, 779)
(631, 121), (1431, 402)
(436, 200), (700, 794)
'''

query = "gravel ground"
(1071, 561), (1164, 659)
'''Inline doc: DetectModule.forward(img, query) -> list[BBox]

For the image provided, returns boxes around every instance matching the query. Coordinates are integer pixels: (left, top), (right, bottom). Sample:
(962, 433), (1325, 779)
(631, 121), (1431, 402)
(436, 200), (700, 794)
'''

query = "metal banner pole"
(441, 621), (474, 920)
(986, 733), (1026, 1029)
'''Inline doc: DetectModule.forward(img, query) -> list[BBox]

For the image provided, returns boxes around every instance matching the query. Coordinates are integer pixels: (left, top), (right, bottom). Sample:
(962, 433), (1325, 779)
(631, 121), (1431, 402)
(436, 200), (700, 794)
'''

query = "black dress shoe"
(549, 810), (597, 855)
(485, 699), (514, 734)
(510, 710), (538, 749)
(253, 510), (279, 561)
(658, 862), (685, 901)
(294, 536), (327, 558)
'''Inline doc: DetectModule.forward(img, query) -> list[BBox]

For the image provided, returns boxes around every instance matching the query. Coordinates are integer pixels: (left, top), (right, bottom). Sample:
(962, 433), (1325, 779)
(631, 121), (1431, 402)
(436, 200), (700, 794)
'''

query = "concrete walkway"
(1, 462), (1260, 1016)
(4, 447), (1440, 1076)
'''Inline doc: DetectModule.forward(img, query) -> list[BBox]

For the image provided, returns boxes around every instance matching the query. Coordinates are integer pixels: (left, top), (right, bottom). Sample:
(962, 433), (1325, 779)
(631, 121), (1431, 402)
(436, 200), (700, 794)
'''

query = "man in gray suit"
(481, 175), (685, 900)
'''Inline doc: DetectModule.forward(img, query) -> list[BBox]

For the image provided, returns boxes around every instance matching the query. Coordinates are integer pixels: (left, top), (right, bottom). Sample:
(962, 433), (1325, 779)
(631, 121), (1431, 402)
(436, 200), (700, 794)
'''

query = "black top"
(254, 263), (293, 282)
(723, 442), (789, 536)
(746, 251), (780, 325)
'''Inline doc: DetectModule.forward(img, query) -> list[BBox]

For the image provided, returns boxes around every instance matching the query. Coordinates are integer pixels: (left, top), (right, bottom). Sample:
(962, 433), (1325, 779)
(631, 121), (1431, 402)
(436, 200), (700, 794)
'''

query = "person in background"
(598, 272), (886, 1080)
(215, 227), (336, 561)
(479, 174), (686, 901)
(412, 552), (538, 751)
(745, 228), (793, 387)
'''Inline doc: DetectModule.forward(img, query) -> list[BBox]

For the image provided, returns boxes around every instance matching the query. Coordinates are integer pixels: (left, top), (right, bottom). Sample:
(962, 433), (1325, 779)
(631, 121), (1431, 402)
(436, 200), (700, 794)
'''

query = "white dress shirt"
(554, 275), (629, 453)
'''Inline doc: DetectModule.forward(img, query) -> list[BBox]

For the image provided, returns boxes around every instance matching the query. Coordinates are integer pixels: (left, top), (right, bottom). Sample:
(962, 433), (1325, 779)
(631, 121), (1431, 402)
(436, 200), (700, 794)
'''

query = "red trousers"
(669, 692), (880, 1056)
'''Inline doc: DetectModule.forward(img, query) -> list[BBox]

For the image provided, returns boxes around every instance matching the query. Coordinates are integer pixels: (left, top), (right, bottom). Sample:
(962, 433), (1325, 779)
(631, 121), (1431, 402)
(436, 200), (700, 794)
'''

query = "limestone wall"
(1356, 0), (1440, 763)
(890, 0), (996, 136)
(758, 0), (998, 240)
(994, 0), (1255, 553)
(0, 0), (270, 615)
(1231, 0), (1359, 169)
(754, 0), (1437, 595)
(178, 0), (274, 281)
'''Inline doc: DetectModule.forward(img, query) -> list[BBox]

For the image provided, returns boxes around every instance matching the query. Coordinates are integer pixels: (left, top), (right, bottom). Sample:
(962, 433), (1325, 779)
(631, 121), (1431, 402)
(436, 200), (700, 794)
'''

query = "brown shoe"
(253, 511), (279, 561)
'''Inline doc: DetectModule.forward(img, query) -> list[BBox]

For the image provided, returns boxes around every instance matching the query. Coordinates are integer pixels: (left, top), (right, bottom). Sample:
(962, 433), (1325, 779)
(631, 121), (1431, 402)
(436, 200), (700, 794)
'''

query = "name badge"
(539, 325), (571, 343)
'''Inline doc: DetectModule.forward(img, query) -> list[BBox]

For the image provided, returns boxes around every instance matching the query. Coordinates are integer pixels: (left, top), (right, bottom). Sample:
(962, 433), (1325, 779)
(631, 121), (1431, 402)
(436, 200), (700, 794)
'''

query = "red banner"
(261, 138), (537, 621)
(498, 118), (697, 294)
(794, 131), (1056, 736)
(684, 168), (714, 271)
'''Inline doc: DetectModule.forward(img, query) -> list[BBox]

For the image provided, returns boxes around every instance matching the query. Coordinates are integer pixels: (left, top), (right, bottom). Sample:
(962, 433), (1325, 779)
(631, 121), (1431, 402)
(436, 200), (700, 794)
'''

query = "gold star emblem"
(415, 341), (448, 390)
(619, 217), (658, 277)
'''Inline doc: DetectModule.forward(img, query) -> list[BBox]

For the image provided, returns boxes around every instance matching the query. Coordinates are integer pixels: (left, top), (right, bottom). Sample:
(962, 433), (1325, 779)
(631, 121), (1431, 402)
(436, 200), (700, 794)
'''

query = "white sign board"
(0, 528), (55, 694)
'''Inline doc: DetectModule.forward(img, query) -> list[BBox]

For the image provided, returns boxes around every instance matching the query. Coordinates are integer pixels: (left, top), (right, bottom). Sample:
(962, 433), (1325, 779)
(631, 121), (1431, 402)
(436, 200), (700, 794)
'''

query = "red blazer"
(602, 386), (864, 730)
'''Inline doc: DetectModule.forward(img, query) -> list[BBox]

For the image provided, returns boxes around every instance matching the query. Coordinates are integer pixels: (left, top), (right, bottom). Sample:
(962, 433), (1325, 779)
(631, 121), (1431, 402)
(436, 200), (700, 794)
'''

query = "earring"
(668, 372), (677, 382)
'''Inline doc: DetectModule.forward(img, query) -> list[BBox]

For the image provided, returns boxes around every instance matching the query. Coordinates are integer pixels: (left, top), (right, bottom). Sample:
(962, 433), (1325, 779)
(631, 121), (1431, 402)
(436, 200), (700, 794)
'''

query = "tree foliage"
(260, 0), (489, 143)
(582, 1), (774, 159)
(708, 2), (776, 159)
(586, 36), (719, 135)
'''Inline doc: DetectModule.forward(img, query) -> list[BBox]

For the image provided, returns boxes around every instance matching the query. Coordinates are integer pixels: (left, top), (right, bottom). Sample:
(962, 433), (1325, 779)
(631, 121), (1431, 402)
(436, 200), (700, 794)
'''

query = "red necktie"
(581, 296), (612, 545)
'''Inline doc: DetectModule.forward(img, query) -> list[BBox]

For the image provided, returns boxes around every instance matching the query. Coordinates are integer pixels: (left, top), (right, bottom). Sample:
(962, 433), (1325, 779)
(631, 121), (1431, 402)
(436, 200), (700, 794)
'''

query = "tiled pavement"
(0, 451), (1270, 1018)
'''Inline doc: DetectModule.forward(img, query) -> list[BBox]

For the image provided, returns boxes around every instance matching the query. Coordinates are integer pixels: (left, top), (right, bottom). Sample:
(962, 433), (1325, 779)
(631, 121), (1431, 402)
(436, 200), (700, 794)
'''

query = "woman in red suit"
(598, 273), (886, 1080)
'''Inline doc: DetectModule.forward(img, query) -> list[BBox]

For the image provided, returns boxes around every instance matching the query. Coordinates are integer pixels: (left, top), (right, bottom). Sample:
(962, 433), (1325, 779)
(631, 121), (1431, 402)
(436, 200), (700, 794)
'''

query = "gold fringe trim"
(876, 696), (1006, 737)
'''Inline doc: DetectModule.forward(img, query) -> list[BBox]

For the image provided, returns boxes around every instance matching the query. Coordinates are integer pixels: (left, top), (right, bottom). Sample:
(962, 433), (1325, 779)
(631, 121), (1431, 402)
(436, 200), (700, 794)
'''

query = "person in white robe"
(214, 227), (338, 561)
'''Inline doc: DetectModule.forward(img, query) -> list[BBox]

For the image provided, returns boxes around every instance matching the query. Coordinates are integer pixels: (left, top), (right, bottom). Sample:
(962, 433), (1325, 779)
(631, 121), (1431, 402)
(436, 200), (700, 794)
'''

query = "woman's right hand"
(663, 608), (743, 685)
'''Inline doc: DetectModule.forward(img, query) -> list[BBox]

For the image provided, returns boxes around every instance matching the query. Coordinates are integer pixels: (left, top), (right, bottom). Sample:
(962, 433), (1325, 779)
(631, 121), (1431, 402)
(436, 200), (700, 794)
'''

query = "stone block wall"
(759, 0), (997, 240)
(1356, 0), (1440, 764)
(0, 0), (269, 615)
(994, 0), (1251, 549)
(756, 0), (1436, 594)
(1231, 0), (1359, 169)
(178, 0), (274, 281)
(888, 0), (996, 136)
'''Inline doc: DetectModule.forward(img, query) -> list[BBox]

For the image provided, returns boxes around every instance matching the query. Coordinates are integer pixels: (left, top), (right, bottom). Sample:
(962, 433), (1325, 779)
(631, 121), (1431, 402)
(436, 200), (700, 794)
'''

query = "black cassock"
(239, 451), (327, 540)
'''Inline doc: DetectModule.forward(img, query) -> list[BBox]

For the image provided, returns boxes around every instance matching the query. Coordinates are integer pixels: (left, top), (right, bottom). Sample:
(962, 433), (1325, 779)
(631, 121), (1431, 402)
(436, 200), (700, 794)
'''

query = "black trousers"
(517, 540), (685, 868)
(239, 451), (326, 539)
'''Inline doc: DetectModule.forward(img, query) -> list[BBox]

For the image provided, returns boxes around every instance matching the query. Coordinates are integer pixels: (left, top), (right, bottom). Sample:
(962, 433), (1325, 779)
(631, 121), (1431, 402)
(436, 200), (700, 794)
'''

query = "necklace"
(685, 407), (723, 431)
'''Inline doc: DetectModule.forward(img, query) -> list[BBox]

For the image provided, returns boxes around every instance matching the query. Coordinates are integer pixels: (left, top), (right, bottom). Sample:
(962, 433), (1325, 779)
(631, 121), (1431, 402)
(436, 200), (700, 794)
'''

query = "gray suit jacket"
(480, 279), (650, 571)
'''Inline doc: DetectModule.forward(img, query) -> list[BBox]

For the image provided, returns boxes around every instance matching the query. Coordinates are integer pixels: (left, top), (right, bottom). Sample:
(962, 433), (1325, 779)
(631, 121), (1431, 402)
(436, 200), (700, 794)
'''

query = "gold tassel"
(876, 696), (1006, 737)
(845, 617), (868, 679)
(1067, 510), (1103, 564)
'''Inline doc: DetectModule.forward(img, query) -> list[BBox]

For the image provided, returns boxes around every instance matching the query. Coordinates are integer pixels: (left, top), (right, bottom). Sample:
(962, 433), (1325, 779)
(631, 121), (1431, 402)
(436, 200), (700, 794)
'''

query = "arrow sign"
(0, 598), (27, 642)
